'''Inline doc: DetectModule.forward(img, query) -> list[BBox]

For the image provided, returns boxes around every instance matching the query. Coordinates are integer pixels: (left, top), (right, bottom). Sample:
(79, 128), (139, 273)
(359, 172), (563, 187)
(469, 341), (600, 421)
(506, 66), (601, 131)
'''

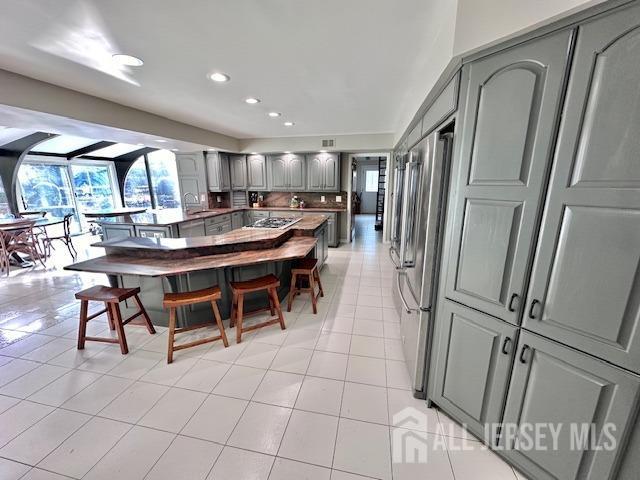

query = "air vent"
(321, 139), (335, 147)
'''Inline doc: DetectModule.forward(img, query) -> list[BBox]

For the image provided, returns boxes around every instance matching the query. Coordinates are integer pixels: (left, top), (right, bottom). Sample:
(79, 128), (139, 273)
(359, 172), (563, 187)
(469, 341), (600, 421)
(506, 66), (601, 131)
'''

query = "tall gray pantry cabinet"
(429, 3), (640, 480)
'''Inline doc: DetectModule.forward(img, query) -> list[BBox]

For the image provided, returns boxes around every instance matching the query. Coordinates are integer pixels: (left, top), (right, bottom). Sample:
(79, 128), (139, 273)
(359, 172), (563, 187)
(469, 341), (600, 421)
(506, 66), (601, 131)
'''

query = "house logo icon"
(392, 407), (431, 464)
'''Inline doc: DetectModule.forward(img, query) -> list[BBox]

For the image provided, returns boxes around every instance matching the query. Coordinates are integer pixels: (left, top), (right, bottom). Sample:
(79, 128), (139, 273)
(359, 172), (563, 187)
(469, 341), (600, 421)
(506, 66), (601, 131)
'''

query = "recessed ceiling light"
(320, 150), (327, 153)
(284, 151), (292, 154)
(171, 148), (179, 152)
(155, 139), (167, 143)
(268, 112), (281, 118)
(207, 148), (216, 151)
(245, 98), (260, 104)
(284, 121), (294, 126)
(209, 72), (230, 83)
(137, 143), (145, 146)
(250, 152), (258, 155)
(112, 54), (144, 67)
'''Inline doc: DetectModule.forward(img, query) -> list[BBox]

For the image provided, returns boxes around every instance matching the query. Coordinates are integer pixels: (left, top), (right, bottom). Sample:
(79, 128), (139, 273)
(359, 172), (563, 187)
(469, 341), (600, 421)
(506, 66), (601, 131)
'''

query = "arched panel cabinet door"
(443, 30), (572, 325)
(523, 3), (640, 373)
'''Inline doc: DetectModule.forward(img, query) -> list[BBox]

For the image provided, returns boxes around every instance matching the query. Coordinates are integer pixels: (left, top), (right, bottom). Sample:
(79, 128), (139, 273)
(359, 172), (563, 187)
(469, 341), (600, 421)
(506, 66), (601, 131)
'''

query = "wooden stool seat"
(75, 285), (155, 355)
(230, 274), (286, 343)
(163, 286), (221, 307)
(162, 285), (228, 363)
(229, 274), (280, 293)
(75, 285), (141, 303)
(288, 258), (324, 314)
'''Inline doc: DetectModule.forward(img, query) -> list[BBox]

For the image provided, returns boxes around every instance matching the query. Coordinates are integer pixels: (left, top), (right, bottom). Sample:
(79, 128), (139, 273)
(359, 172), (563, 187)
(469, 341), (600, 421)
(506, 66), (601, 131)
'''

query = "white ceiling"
(0, 0), (452, 140)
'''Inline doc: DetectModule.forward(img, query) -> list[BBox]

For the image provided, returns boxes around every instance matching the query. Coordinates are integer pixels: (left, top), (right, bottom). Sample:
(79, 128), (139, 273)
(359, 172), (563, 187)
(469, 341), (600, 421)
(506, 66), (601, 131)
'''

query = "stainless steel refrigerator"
(390, 127), (453, 397)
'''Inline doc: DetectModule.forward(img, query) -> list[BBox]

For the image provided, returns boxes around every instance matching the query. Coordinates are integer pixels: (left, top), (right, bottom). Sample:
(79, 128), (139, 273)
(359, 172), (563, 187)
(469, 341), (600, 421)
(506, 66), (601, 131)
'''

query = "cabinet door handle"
(501, 337), (512, 355)
(528, 299), (541, 319)
(519, 344), (531, 364)
(507, 293), (519, 312)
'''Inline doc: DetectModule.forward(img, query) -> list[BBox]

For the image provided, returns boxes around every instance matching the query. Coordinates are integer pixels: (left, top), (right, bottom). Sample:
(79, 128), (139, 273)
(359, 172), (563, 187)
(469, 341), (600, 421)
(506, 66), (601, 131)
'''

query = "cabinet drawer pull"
(528, 299), (541, 319)
(519, 344), (531, 364)
(507, 293), (519, 312)
(501, 337), (512, 355)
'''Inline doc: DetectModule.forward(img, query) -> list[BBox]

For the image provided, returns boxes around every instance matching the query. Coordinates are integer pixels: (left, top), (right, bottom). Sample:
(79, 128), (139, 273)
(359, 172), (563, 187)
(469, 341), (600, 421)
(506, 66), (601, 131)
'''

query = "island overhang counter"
(65, 215), (329, 326)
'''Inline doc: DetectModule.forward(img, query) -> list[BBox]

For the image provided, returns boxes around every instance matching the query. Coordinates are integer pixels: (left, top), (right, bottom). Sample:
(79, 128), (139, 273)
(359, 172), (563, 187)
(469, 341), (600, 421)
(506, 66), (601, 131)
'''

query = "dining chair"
(20, 211), (48, 258)
(42, 213), (77, 259)
(2, 219), (45, 274)
(0, 230), (10, 275)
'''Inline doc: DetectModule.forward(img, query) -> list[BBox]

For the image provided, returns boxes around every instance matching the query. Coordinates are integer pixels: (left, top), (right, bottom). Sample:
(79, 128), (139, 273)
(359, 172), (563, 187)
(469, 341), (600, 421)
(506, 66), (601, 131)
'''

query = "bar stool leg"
(77, 300), (89, 350)
(230, 292), (238, 328)
(211, 301), (229, 347)
(109, 303), (129, 355)
(105, 301), (116, 331)
(314, 268), (324, 297)
(308, 273), (318, 314)
(167, 307), (177, 364)
(269, 287), (286, 330)
(268, 292), (275, 316)
(132, 294), (156, 334)
(235, 294), (244, 344)
(287, 273), (297, 312)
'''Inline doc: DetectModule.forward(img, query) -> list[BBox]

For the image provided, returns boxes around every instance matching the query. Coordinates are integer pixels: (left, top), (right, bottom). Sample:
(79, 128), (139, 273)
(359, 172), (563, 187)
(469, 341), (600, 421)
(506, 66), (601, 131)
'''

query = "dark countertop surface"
(94, 214), (328, 253)
(66, 236), (317, 277)
(97, 207), (345, 226)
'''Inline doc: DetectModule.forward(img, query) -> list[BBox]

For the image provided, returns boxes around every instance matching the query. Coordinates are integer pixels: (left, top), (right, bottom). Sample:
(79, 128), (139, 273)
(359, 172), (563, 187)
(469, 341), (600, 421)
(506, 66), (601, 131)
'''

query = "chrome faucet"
(182, 192), (199, 211)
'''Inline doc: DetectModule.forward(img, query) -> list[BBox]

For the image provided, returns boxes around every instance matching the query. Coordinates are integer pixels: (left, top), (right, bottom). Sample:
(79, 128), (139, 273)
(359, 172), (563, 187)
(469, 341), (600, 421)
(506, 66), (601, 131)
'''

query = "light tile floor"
(0, 215), (528, 479)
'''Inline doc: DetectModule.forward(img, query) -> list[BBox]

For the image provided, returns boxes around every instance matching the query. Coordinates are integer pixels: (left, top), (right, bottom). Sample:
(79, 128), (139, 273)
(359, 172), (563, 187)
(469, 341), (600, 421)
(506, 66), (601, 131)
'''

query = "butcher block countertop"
(66, 236), (317, 277)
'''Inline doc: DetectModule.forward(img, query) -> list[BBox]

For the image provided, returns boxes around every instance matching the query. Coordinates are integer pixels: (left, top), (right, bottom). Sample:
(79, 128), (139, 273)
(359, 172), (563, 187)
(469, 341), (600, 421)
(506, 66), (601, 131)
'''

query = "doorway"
(347, 153), (390, 243)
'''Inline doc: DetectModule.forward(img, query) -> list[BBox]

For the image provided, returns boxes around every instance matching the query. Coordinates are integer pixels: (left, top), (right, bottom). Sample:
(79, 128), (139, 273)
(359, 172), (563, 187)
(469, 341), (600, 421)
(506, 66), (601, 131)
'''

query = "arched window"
(123, 150), (180, 209)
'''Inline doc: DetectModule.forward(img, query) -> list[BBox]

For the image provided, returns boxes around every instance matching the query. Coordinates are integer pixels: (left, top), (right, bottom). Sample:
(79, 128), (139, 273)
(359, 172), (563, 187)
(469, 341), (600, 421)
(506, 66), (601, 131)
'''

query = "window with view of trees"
(124, 150), (180, 209)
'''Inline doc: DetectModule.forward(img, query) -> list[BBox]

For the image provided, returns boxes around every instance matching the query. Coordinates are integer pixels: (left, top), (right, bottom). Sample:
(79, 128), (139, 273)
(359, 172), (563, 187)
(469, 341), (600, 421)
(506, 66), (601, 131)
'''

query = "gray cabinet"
(247, 210), (269, 224)
(206, 152), (231, 192)
(269, 210), (302, 219)
(443, 31), (572, 325)
(521, 5), (640, 374)
(102, 224), (135, 240)
(229, 155), (247, 189)
(204, 214), (232, 235)
(302, 211), (338, 247)
(178, 219), (206, 237)
(306, 153), (340, 191)
(267, 154), (306, 191)
(247, 155), (268, 190)
(313, 223), (328, 269)
(500, 331), (640, 480)
(432, 300), (517, 441)
(231, 211), (244, 230)
(176, 152), (207, 207)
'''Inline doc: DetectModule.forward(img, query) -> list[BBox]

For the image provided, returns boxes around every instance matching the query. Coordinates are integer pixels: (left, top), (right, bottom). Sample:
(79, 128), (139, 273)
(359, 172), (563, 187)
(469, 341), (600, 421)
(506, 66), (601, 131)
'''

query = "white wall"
(453, 0), (608, 55)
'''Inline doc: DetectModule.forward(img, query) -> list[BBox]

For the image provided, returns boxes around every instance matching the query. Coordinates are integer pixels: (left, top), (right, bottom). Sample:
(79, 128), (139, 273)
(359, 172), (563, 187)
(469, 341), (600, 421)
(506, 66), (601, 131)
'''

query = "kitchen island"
(66, 214), (329, 326)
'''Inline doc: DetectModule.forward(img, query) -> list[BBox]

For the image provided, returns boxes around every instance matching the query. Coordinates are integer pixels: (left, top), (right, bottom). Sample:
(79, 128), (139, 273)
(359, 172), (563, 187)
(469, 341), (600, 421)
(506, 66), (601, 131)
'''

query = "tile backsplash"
(250, 191), (348, 209)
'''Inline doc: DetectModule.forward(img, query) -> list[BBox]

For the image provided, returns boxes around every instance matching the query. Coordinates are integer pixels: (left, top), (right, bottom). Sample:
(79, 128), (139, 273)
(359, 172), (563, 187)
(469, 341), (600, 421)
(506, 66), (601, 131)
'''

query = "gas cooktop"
(244, 217), (302, 229)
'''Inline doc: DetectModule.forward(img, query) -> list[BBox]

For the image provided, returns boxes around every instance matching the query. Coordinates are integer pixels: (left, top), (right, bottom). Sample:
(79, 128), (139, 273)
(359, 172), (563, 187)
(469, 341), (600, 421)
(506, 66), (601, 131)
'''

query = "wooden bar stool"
(75, 285), (156, 355)
(162, 286), (228, 363)
(229, 274), (286, 343)
(287, 258), (324, 314)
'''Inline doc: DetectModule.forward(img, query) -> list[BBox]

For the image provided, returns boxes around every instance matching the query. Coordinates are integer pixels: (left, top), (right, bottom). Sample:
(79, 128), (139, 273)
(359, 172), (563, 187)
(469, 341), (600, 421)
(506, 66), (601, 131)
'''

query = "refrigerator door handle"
(396, 271), (418, 314)
(388, 246), (402, 270)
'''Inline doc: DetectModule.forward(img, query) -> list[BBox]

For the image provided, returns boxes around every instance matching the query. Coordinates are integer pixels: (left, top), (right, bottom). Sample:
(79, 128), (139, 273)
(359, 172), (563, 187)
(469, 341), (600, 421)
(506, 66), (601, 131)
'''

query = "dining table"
(0, 216), (65, 267)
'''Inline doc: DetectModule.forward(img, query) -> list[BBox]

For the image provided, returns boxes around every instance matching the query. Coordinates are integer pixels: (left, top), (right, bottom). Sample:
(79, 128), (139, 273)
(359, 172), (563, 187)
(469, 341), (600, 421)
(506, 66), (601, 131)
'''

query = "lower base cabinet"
(432, 300), (640, 480)
(500, 331), (640, 480)
(432, 300), (517, 442)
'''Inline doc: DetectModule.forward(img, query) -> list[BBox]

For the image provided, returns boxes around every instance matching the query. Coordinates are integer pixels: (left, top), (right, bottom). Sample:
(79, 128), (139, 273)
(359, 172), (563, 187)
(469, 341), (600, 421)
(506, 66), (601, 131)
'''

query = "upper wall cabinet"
(267, 154), (306, 191)
(206, 152), (231, 192)
(522, 5), (640, 373)
(175, 152), (207, 207)
(307, 153), (340, 191)
(443, 30), (572, 325)
(247, 155), (268, 190)
(229, 155), (247, 190)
